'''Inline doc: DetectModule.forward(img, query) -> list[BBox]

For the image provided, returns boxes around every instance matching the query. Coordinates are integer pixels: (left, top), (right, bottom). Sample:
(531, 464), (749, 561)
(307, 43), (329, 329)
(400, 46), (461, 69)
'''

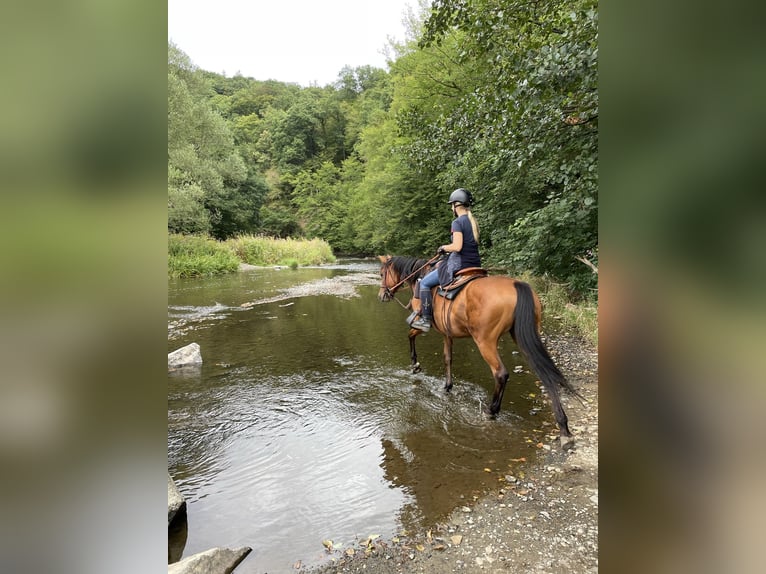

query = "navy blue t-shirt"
(451, 214), (481, 268)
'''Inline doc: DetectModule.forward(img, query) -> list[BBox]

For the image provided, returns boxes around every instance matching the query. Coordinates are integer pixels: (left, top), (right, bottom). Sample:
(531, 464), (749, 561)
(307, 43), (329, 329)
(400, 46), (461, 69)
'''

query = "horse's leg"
(475, 338), (509, 416)
(443, 336), (453, 392)
(408, 328), (422, 373)
(407, 295), (424, 373)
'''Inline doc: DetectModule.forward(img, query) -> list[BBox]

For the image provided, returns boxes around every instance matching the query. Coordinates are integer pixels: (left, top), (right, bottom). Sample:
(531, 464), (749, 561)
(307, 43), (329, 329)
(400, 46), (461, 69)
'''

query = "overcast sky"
(168, 0), (415, 87)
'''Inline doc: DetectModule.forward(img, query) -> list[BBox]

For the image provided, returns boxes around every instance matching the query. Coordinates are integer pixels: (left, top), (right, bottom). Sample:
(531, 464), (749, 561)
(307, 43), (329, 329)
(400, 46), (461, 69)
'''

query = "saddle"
(437, 267), (488, 300)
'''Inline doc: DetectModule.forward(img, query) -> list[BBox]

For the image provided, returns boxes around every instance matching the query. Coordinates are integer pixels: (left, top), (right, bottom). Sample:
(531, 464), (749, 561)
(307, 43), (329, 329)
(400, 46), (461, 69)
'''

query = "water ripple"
(169, 263), (547, 573)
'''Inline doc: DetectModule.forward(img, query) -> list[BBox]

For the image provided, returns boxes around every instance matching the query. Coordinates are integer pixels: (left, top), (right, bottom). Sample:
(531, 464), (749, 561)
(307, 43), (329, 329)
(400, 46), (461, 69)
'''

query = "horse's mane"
(390, 256), (430, 286)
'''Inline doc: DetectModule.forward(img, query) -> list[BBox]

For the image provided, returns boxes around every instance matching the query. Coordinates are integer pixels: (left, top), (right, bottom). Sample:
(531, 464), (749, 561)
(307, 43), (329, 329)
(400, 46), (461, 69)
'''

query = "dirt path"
(308, 333), (598, 574)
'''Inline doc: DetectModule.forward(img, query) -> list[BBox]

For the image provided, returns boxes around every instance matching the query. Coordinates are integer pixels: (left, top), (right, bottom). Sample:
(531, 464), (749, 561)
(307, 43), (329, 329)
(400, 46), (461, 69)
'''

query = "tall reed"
(226, 235), (335, 266)
(168, 234), (337, 278)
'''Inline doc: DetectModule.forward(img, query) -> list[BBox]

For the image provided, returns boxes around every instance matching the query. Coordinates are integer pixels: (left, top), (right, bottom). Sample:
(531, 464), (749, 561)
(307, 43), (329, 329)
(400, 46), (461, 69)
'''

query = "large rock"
(168, 473), (186, 524)
(168, 342), (202, 368)
(168, 547), (252, 574)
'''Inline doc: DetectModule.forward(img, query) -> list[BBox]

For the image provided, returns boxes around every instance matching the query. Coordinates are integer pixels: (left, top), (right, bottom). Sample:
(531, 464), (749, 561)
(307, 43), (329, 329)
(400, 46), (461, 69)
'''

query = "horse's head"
(377, 255), (398, 302)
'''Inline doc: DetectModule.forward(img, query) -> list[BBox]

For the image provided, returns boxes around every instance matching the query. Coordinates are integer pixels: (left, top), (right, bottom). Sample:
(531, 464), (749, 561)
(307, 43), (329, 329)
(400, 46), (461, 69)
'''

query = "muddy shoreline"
(306, 332), (598, 574)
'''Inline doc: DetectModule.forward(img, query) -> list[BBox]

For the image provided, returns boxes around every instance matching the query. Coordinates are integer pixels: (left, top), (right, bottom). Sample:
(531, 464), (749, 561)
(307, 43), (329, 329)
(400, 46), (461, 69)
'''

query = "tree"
(166, 0), (598, 297)
(405, 0), (598, 294)
(167, 43), (249, 238)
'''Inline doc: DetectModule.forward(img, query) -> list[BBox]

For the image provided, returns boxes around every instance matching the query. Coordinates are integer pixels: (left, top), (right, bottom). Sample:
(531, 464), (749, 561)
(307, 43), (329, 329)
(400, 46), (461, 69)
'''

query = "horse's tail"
(511, 281), (585, 402)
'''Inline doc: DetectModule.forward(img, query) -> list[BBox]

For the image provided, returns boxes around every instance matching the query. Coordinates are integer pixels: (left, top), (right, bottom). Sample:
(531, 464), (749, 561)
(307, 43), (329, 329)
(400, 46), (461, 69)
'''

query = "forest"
(168, 0), (597, 297)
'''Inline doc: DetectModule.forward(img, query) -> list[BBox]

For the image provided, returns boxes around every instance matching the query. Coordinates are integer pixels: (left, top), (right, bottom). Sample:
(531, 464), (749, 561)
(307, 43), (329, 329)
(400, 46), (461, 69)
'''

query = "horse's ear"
(378, 255), (391, 263)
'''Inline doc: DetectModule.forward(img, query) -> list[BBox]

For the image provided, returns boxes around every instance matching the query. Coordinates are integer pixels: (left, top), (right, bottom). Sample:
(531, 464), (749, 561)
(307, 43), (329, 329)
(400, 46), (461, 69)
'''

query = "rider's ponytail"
(465, 208), (480, 242)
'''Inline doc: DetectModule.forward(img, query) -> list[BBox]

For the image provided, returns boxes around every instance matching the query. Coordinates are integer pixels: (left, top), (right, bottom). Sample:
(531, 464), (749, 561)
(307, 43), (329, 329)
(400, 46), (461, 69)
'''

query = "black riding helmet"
(447, 188), (473, 206)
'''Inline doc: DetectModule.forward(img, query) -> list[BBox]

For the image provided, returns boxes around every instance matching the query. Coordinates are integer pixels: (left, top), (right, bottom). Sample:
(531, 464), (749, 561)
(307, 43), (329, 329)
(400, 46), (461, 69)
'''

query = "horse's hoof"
(560, 434), (576, 451)
(411, 363), (421, 374)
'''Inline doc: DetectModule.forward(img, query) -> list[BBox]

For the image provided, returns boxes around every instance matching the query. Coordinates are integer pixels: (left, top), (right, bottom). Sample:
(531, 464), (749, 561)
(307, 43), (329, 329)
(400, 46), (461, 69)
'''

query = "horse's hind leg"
(476, 339), (509, 415)
(408, 329), (422, 373)
(443, 336), (453, 392)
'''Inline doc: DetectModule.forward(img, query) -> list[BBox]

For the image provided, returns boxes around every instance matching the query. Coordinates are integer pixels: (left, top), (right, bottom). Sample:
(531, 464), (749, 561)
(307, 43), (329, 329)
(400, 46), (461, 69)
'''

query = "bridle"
(380, 254), (444, 308)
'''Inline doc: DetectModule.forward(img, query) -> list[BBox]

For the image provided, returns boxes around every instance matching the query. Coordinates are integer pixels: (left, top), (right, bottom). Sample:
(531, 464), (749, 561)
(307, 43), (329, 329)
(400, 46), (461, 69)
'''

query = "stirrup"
(405, 311), (418, 325)
(410, 316), (431, 332)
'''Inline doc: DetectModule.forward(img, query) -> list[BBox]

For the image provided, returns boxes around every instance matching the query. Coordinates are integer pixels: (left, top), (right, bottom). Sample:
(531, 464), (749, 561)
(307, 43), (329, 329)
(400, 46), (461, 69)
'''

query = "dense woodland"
(168, 0), (597, 296)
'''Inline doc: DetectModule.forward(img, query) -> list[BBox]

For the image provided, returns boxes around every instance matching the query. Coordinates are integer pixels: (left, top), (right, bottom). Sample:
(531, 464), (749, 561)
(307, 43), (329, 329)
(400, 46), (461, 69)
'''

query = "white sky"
(168, 0), (416, 87)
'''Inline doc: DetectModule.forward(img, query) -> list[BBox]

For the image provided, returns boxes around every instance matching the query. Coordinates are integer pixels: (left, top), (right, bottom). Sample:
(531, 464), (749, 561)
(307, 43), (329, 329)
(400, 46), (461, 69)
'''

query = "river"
(168, 260), (552, 573)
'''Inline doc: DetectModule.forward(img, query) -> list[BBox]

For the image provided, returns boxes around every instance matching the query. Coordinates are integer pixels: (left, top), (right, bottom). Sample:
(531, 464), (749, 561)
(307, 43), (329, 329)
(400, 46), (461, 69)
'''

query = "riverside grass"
(168, 234), (336, 278)
(168, 234), (240, 278)
(519, 271), (598, 347)
(227, 234), (335, 267)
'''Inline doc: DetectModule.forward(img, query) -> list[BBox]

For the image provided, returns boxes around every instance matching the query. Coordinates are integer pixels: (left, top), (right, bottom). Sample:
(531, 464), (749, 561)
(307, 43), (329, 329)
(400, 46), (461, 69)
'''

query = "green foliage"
(258, 202), (302, 238)
(210, 167), (269, 239)
(168, 234), (240, 277)
(226, 235), (336, 266)
(167, 167), (210, 235)
(167, 0), (598, 297)
(397, 0), (598, 294)
(167, 43), (251, 240)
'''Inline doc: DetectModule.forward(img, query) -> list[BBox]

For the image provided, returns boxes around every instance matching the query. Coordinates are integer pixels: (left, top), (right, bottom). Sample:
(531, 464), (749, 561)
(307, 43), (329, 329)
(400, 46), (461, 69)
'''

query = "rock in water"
(168, 342), (202, 368)
(168, 547), (252, 574)
(168, 473), (185, 524)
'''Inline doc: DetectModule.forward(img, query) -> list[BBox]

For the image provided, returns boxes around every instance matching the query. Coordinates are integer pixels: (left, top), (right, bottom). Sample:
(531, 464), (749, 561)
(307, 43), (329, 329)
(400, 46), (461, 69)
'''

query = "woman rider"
(409, 188), (481, 332)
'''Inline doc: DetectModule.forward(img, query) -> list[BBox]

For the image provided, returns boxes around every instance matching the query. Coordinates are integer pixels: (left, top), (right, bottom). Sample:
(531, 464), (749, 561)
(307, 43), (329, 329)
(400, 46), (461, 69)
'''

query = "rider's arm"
(440, 231), (463, 254)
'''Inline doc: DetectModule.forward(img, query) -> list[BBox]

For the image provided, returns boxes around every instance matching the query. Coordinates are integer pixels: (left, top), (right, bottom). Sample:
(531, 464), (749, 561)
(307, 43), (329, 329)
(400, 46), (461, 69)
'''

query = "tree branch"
(575, 255), (598, 274)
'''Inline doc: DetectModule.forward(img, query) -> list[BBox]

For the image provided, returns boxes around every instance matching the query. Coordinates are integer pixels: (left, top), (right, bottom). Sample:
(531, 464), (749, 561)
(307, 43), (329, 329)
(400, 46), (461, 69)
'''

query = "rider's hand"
(437, 246), (447, 255)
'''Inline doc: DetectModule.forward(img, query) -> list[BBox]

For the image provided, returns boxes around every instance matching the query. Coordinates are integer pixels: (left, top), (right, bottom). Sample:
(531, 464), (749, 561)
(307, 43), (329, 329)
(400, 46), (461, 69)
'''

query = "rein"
(382, 254), (444, 302)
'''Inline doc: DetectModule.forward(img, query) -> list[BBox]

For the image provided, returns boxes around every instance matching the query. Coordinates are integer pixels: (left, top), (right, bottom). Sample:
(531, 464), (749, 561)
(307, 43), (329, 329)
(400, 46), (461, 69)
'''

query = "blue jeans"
(419, 268), (440, 292)
(418, 269), (440, 319)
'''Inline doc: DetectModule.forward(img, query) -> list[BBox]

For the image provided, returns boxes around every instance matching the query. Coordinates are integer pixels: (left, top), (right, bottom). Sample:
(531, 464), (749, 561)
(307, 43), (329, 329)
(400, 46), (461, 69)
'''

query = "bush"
(168, 234), (240, 277)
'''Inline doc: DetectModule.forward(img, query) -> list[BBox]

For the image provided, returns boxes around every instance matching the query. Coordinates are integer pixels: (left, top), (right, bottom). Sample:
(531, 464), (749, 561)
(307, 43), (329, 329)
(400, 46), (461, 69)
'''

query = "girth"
(436, 267), (488, 300)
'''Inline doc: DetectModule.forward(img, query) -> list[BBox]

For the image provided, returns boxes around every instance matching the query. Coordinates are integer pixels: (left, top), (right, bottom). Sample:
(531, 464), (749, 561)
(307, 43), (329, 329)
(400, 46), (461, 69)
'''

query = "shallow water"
(168, 261), (553, 572)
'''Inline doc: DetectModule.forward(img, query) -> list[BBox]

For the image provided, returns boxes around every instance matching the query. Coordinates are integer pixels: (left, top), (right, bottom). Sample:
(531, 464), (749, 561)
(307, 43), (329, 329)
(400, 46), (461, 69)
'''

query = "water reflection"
(168, 262), (548, 573)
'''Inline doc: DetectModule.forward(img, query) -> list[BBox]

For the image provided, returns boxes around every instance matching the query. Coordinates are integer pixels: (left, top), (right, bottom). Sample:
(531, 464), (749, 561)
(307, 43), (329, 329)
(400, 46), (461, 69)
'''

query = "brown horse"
(377, 255), (582, 446)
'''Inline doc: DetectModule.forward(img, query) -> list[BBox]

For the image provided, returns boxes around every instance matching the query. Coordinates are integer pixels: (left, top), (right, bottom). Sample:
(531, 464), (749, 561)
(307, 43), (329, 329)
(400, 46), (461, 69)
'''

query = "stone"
(168, 547), (252, 574)
(168, 473), (185, 524)
(168, 342), (202, 368)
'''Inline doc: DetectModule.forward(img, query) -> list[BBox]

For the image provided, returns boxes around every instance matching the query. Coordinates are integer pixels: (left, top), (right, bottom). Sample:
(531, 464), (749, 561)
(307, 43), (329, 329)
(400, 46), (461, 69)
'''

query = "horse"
(377, 255), (582, 447)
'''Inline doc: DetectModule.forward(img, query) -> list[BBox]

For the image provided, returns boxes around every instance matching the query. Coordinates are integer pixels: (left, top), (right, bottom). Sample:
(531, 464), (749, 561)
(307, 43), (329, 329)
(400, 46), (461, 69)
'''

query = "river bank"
(307, 332), (598, 574)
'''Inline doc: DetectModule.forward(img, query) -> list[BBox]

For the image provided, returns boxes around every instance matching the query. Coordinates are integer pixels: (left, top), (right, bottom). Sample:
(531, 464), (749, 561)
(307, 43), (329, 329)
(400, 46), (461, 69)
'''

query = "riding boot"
(410, 288), (432, 332)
